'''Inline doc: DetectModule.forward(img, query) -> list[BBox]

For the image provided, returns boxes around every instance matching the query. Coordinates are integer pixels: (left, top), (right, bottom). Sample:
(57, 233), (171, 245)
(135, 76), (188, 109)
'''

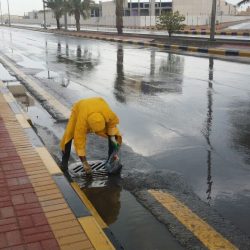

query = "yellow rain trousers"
(60, 97), (122, 157)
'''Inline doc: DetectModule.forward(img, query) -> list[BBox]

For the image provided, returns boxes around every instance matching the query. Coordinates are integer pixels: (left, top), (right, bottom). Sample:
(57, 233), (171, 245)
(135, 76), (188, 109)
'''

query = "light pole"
(64, 0), (67, 30)
(0, 0), (3, 25)
(210, 0), (217, 41)
(43, 0), (47, 29)
(7, 0), (10, 26)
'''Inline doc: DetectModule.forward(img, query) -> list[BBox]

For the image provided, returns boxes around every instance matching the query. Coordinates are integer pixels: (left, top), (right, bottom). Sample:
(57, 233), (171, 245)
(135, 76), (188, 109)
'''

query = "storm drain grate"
(69, 160), (108, 178)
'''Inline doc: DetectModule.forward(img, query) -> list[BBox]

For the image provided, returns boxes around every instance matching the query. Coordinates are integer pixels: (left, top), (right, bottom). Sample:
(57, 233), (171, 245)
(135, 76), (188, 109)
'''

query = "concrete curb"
(54, 30), (250, 58)
(176, 30), (250, 36)
(110, 26), (250, 36)
(0, 79), (123, 250)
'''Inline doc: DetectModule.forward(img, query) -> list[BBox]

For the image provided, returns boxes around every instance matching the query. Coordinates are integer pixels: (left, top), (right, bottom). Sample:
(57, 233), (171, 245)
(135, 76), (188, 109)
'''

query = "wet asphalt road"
(1, 26), (250, 246)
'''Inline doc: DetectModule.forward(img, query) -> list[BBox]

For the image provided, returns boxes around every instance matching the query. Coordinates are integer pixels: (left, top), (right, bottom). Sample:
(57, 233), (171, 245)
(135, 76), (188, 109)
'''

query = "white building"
(5, 0), (248, 28)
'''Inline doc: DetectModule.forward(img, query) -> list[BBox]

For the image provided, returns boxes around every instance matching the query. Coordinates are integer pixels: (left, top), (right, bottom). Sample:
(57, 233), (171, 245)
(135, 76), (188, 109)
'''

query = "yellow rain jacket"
(60, 97), (122, 157)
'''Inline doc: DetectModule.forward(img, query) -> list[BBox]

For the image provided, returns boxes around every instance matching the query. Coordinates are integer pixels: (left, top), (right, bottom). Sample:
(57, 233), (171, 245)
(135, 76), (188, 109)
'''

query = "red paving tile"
(11, 195), (25, 206)
(0, 223), (19, 233)
(0, 117), (60, 249)
(41, 239), (60, 250)
(23, 231), (55, 244)
(31, 213), (48, 226)
(0, 206), (15, 219)
(18, 216), (34, 229)
(5, 230), (23, 246)
(26, 242), (43, 250)
(0, 233), (8, 248)
(23, 193), (39, 204)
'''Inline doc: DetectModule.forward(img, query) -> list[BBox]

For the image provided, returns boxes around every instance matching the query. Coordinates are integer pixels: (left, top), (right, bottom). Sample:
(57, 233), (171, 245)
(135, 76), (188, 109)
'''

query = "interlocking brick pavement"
(0, 92), (94, 249)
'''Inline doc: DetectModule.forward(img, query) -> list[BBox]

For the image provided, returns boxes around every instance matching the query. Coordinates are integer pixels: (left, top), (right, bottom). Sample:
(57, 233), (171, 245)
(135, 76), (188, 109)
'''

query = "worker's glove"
(83, 160), (92, 175)
(110, 136), (120, 151)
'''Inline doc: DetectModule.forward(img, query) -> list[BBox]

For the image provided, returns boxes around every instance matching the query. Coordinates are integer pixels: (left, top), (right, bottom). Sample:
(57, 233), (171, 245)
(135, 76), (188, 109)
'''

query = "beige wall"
(173, 0), (236, 16)
(101, 1), (116, 17)
(173, 0), (212, 16)
(217, 0), (237, 15)
(101, 0), (128, 17)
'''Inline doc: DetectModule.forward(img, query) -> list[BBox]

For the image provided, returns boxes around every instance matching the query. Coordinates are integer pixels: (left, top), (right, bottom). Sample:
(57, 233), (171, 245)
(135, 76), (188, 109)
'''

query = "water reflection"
(150, 50), (156, 76)
(83, 183), (122, 225)
(66, 44), (69, 57)
(201, 57), (214, 204)
(56, 42), (99, 72)
(230, 100), (250, 165)
(139, 53), (184, 95)
(114, 47), (184, 103)
(6, 82), (34, 111)
(9, 32), (13, 55)
(41, 41), (100, 87)
(114, 44), (126, 103)
(45, 41), (53, 79)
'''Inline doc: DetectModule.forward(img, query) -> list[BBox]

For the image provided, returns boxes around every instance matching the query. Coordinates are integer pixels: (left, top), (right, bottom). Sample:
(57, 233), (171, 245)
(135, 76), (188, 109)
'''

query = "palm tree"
(44, 0), (65, 29)
(67, 0), (91, 32)
(237, 0), (250, 5)
(116, 0), (124, 34)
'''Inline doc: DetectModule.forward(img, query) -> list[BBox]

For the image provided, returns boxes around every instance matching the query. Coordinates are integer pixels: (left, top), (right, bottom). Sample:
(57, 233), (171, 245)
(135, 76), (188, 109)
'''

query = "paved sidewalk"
(0, 87), (98, 249)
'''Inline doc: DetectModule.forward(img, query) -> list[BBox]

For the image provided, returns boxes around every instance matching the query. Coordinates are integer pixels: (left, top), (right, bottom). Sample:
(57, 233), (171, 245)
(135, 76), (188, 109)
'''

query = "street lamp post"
(43, 0), (47, 29)
(0, 0), (3, 25)
(210, 0), (217, 41)
(7, 0), (10, 26)
(64, 0), (67, 30)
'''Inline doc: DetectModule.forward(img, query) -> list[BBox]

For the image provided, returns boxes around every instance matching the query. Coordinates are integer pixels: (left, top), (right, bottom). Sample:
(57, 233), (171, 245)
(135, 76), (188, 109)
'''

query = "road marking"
(148, 190), (238, 250)
(71, 182), (108, 229)
(78, 216), (115, 250)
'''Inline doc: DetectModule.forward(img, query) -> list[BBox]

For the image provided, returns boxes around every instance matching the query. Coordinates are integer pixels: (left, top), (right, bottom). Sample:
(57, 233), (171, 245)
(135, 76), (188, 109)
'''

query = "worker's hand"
(110, 136), (120, 150)
(83, 160), (92, 175)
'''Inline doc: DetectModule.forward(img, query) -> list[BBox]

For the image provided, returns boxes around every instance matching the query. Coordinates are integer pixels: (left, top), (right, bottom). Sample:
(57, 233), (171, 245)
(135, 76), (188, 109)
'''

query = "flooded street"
(1, 26), (250, 248)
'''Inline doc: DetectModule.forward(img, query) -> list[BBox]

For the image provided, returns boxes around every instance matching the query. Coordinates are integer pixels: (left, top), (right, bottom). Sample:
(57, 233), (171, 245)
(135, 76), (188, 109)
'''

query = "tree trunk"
(56, 17), (60, 30)
(75, 10), (81, 32)
(116, 0), (123, 35)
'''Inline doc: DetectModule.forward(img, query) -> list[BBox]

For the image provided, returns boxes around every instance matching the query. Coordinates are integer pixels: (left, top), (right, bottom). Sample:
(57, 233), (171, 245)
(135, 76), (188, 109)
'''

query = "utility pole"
(7, 0), (10, 26)
(150, 0), (155, 29)
(130, 0), (132, 16)
(138, 0), (140, 17)
(159, 0), (162, 16)
(0, 0), (3, 25)
(64, 14), (67, 30)
(64, 0), (67, 30)
(43, 0), (47, 29)
(210, 0), (217, 41)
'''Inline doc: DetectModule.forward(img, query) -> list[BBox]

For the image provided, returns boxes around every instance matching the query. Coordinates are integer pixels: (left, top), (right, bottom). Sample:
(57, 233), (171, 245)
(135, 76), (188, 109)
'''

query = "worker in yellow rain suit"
(60, 97), (122, 175)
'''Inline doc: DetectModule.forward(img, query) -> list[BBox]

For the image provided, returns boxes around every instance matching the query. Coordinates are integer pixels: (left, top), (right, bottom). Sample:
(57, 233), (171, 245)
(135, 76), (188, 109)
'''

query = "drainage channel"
(1, 66), (184, 250)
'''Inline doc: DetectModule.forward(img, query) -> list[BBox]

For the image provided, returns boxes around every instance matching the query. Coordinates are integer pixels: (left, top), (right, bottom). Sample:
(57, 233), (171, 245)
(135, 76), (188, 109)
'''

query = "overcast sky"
(0, 0), (248, 15)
